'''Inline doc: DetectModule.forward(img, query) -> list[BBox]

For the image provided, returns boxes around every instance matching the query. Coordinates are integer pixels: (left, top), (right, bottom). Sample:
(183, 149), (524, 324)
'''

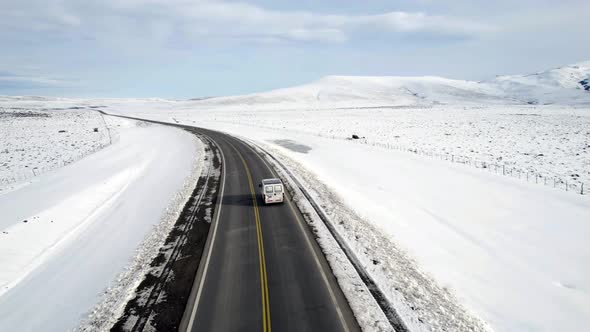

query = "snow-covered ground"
(161, 120), (590, 332)
(1, 60), (589, 331)
(0, 108), (111, 187)
(0, 115), (203, 331)
(98, 61), (590, 332)
(147, 105), (589, 190)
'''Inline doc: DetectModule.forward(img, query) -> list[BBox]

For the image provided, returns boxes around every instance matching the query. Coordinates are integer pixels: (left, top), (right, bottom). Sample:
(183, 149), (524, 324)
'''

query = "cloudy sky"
(1, 0), (589, 98)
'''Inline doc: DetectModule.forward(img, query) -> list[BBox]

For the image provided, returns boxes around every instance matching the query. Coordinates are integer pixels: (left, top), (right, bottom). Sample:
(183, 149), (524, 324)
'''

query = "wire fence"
(0, 143), (111, 187)
(343, 138), (586, 196)
(193, 118), (588, 196)
(0, 112), (115, 188)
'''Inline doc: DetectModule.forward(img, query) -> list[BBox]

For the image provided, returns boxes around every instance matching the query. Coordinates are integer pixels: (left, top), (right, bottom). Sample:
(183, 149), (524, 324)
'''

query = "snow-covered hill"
(491, 61), (590, 105)
(494, 61), (590, 90)
(189, 75), (509, 109)
(0, 61), (588, 110)
(187, 61), (590, 109)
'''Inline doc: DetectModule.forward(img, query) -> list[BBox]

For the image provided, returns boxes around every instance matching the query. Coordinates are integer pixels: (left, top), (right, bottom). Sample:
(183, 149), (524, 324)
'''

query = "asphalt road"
(179, 128), (361, 332)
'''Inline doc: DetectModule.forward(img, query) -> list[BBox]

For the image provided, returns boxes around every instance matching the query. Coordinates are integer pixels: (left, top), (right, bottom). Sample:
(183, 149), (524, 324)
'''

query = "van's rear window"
(274, 185), (283, 192)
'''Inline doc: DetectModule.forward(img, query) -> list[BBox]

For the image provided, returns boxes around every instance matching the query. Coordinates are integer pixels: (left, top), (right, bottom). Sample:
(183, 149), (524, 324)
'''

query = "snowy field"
(0, 115), (203, 331)
(0, 107), (112, 187)
(0, 61), (589, 332)
(98, 62), (590, 332)
(147, 105), (590, 191)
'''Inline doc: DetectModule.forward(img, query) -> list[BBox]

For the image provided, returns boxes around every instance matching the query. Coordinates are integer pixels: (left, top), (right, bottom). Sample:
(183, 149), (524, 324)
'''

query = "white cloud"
(0, 0), (492, 44)
(0, 73), (68, 90)
(160, 1), (493, 42)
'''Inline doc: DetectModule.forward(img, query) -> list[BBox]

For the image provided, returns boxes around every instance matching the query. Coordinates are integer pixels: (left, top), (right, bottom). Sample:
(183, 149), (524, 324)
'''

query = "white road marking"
(186, 135), (227, 330)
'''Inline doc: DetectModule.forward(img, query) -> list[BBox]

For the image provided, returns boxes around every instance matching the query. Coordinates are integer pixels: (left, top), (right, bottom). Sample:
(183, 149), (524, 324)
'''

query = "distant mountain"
(188, 61), (590, 109)
(186, 75), (507, 109)
(2, 61), (589, 108)
(490, 61), (590, 105)
(493, 61), (590, 90)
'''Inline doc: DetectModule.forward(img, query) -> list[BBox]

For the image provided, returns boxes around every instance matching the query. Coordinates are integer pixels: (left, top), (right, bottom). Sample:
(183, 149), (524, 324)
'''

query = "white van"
(259, 178), (284, 204)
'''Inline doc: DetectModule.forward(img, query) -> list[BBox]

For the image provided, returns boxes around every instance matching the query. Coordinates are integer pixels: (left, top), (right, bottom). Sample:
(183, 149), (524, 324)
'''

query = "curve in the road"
(100, 113), (361, 332)
(180, 128), (360, 332)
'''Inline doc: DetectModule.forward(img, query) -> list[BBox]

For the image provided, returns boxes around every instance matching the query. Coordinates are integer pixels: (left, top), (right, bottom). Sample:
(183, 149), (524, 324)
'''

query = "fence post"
(566, 180), (568, 191)
(99, 113), (112, 145)
(503, 165), (505, 175)
(582, 183), (585, 195)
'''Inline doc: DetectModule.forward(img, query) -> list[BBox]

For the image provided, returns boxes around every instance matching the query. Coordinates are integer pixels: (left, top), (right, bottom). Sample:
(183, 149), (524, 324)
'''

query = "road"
(179, 128), (360, 332)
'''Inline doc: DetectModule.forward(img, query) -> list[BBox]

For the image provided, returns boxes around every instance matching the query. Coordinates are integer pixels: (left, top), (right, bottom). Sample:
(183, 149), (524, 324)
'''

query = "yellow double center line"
(226, 139), (272, 332)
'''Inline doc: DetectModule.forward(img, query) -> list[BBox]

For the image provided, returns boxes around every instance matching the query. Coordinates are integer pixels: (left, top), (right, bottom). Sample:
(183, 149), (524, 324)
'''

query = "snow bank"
(0, 116), (203, 332)
(0, 163), (144, 296)
(246, 139), (396, 332)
